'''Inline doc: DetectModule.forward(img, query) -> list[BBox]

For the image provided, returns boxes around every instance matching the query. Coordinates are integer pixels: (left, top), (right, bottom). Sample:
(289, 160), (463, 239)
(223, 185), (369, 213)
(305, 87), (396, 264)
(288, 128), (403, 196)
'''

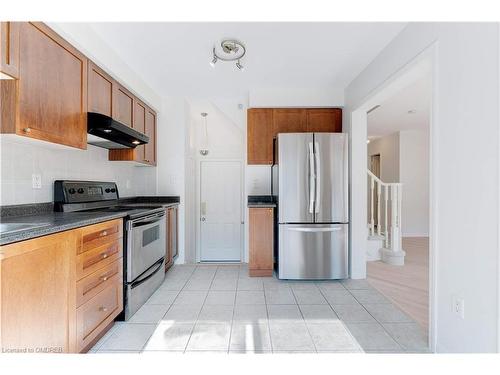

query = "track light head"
(236, 59), (244, 71)
(210, 54), (218, 67)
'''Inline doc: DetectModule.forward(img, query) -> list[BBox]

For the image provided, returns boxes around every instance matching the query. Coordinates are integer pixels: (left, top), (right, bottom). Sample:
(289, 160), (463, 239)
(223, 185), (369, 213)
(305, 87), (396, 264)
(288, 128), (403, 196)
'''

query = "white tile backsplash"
(0, 136), (156, 205)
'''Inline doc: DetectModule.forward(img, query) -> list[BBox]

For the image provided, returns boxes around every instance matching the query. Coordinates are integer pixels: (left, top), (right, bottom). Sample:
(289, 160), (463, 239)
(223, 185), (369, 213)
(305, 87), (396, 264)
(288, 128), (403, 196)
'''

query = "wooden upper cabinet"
(306, 108), (342, 132)
(247, 108), (273, 165)
(113, 83), (134, 128)
(133, 99), (146, 161)
(144, 108), (156, 165)
(4, 22), (88, 149)
(0, 22), (20, 79)
(272, 108), (307, 136)
(88, 61), (113, 117)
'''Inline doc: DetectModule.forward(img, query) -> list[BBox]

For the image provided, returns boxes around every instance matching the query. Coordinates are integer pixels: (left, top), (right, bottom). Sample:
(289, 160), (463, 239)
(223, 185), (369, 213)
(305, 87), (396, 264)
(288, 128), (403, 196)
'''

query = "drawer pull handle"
(100, 276), (108, 281)
(101, 253), (108, 259)
(23, 127), (31, 133)
(99, 306), (108, 312)
(100, 231), (108, 237)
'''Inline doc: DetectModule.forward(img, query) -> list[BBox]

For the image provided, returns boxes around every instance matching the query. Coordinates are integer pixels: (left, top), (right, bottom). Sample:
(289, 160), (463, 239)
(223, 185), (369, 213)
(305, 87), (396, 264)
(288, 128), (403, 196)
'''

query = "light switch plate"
(32, 174), (42, 189)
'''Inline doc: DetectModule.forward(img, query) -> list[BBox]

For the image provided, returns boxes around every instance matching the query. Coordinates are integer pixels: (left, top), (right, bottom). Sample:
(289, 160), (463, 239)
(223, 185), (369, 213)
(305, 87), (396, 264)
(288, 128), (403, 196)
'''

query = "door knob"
(201, 217), (206, 221)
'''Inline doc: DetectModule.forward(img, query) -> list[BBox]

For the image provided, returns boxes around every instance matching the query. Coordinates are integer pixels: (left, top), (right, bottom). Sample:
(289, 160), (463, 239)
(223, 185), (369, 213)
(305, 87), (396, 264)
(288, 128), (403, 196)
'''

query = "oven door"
(127, 211), (166, 282)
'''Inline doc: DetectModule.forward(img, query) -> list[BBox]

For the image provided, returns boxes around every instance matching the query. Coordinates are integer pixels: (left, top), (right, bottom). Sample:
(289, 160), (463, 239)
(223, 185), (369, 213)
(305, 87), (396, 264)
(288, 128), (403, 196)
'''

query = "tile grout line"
(225, 265), (242, 353)
(291, 285), (318, 353)
(341, 284), (405, 352)
(262, 278), (274, 353)
(142, 264), (197, 353)
(183, 264), (217, 353)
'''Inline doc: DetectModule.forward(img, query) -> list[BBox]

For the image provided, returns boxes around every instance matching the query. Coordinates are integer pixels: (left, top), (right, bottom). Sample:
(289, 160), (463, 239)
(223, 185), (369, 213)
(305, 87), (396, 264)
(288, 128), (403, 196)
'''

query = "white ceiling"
(87, 22), (406, 98)
(367, 74), (431, 138)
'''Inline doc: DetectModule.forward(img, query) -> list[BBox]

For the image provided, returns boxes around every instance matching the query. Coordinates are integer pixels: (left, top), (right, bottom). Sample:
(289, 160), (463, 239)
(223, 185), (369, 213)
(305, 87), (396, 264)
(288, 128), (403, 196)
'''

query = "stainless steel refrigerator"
(272, 133), (349, 280)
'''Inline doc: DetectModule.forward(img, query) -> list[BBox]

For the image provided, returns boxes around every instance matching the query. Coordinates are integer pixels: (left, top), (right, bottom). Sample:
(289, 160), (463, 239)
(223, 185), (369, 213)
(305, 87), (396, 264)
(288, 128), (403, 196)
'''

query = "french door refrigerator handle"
(286, 227), (341, 232)
(308, 142), (315, 214)
(314, 141), (320, 213)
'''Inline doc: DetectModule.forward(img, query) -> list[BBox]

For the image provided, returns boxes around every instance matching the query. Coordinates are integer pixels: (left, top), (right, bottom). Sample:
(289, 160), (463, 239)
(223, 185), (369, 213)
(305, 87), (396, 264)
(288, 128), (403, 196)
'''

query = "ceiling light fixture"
(210, 39), (246, 70)
(200, 112), (209, 156)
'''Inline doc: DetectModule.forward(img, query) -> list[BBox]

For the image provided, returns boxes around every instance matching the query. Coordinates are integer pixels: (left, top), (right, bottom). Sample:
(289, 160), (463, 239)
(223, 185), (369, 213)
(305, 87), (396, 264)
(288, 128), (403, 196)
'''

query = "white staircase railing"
(367, 169), (405, 265)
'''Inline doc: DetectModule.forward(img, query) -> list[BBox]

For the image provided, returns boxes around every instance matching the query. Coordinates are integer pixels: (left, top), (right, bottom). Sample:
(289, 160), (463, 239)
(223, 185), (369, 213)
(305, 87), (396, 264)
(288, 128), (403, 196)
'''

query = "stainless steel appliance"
(54, 180), (166, 320)
(272, 133), (349, 279)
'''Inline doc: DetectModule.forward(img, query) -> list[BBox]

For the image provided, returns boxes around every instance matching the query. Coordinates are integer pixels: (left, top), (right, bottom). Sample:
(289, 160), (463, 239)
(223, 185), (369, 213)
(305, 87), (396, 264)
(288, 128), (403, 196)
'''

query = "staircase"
(367, 169), (406, 265)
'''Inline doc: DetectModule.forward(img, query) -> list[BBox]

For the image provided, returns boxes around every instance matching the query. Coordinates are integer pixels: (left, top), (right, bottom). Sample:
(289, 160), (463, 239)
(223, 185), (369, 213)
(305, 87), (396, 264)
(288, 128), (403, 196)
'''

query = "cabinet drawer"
(76, 281), (123, 352)
(79, 219), (123, 254)
(76, 259), (122, 307)
(76, 240), (122, 280)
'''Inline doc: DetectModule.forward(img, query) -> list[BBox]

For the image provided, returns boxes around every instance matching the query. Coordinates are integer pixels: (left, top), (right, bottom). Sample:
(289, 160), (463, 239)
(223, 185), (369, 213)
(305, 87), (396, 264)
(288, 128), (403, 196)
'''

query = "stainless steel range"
(54, 180), (166, 320)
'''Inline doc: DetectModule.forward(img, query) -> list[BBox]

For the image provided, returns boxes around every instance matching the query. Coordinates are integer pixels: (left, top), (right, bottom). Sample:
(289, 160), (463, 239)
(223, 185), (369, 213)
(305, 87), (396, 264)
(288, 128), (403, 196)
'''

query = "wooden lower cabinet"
(0, 218), (124, 353)
(165, 206), (178, 271)
(248, 207), (274, 277)
(0, 230), (78, 353)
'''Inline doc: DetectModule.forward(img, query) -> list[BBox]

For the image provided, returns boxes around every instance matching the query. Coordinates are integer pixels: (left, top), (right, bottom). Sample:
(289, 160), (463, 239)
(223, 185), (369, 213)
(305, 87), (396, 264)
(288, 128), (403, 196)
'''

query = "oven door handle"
(130, 213), (166, 228)
(128, 257), (164, 289)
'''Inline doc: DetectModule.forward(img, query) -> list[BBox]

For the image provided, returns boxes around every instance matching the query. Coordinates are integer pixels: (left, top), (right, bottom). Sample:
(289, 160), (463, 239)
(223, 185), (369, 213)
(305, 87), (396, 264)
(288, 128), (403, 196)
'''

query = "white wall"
(249, 88), (344, 108)
(0, 137), (156, 205)
(368, 133), (400, 183)
(345, 23), (499, 353)
(399, 130), (430, 237)
(156, 97), (188, 263)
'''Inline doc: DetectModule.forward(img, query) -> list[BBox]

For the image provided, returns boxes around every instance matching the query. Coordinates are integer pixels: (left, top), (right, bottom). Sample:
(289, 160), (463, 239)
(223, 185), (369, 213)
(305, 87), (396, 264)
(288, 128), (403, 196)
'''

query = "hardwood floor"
(367, 237), (429, 332)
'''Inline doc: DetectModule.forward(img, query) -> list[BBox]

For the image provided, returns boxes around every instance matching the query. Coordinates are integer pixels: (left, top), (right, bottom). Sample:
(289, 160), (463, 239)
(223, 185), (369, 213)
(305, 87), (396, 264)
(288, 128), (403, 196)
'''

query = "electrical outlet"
(32, 174), (42, 189)
(452, 296), (465, 319)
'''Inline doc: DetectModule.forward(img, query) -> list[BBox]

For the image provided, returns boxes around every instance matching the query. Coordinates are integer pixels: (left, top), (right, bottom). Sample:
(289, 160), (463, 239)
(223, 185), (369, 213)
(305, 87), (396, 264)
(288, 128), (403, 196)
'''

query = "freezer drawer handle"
(287, 227), (342, 232)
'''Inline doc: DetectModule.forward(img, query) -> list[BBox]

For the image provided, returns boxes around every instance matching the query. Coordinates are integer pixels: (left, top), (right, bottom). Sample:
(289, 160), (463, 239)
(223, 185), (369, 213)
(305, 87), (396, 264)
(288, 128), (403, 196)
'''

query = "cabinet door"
(17, 22), (87, 149)
(248, 207), (274, 276)
(113, 83), (134, 127)
(0, 22), (20, 78)
(272, 109), (307, 136)
(0, 230), (77, 353)
(88, 61), (113, 117)
(144, 107), (156, 165)
(306, 108), (342, 133)
(133, 99), (146, 162)
(247, 108), (273, 165)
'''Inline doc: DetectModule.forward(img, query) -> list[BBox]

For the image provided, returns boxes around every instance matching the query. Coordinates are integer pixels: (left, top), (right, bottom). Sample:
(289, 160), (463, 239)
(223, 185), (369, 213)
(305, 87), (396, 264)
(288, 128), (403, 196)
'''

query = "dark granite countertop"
(0, 211), (128, 246)
(248, 195), (277, 208)
(0, 196), (181, 246)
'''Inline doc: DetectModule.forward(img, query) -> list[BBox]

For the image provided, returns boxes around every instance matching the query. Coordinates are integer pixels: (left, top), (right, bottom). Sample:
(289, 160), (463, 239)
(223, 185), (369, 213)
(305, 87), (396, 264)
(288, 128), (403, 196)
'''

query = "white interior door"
(200, 160), (242, 262)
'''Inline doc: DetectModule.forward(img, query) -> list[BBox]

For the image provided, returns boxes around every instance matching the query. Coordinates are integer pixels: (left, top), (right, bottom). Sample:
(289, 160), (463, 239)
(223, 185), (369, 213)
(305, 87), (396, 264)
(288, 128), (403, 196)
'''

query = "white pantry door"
(200, 160), (242, 262)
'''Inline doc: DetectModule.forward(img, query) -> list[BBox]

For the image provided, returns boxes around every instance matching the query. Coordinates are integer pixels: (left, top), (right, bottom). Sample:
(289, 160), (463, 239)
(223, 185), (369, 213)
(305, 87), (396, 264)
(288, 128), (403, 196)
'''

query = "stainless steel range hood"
(87, 112), (149, 149)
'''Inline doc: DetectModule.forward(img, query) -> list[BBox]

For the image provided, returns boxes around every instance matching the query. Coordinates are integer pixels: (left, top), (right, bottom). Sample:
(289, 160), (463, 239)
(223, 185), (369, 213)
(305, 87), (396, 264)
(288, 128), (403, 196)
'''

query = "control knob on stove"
(68, 188), (76, 194)
(77, 188), (84, 194)
(105, 188), (111, 193)
(110, 188), (116, 193)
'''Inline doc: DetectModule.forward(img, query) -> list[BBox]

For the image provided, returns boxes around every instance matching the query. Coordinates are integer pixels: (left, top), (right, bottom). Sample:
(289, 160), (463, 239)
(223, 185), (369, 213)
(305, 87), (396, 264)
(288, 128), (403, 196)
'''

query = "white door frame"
(195, 158), (244, 263)
(349, 43), (438, 352)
